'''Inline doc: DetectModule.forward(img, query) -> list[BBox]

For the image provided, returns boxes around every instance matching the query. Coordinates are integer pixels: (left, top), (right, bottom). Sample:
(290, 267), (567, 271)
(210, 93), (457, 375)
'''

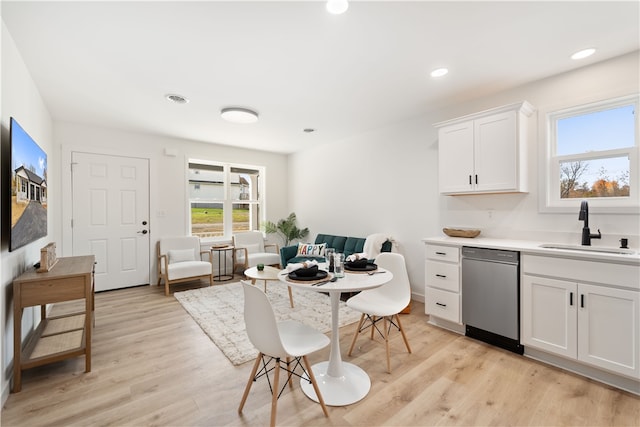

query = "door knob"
(137, 230), (148, 235)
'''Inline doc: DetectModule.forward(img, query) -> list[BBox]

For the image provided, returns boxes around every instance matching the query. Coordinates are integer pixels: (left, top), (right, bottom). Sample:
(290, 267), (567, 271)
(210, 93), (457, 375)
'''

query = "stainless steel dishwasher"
(461, 246), (523, 354)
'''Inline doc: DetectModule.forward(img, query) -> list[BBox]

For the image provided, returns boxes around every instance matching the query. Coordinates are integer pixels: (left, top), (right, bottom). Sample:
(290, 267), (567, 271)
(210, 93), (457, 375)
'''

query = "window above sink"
(540, 93), (639, 214)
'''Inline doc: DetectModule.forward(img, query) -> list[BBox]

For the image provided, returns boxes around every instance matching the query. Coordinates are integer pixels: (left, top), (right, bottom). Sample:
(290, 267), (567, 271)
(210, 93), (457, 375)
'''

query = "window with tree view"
(548, 95), (638, 209)
(188, 161), (264, 240)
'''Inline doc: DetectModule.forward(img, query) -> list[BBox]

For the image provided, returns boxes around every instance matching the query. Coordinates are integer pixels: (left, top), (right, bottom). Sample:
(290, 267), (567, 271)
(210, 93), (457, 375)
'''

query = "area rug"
(174, 281), (362, 366)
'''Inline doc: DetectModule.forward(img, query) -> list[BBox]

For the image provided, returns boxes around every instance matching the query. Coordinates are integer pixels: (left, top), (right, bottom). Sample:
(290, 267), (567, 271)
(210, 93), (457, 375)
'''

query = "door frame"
(61, 144), (153, 282)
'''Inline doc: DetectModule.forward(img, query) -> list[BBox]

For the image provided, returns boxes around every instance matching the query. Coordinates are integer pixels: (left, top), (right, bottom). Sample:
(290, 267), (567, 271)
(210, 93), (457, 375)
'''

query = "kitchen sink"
(539, 243), (636, 255)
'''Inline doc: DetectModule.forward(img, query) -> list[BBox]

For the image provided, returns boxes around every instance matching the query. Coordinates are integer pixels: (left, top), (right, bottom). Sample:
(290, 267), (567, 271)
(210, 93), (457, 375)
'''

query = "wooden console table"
(12, 255), (95, 392)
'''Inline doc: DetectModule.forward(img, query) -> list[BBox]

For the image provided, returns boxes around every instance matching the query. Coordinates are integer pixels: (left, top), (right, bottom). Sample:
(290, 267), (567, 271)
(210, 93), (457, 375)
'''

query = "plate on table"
(288, 270), (329, 281)
(344, 263), (378, 272)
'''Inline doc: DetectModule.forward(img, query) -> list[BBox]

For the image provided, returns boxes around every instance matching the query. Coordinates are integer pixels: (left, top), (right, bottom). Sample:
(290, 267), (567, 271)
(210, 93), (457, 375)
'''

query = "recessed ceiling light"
(303, 128), (316, 133)
(220, 107), (259, 124)
(326, 0), (348, 15)
(430, 68), (449, 78)
(165, 94), (189, 104)
(571, 48), (596, 60)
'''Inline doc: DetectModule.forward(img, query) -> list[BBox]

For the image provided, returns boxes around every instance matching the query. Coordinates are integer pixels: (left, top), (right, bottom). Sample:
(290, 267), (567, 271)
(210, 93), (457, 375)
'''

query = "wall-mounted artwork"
(10, 117), (48, 251)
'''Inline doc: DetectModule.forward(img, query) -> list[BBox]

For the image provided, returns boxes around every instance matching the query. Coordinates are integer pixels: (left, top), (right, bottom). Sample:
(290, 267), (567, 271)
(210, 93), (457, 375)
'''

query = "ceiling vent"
(165, 94), (189, 104)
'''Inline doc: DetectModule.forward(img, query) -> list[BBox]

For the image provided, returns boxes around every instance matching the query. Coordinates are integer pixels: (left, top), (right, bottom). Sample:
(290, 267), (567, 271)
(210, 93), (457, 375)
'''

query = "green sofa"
(280, 233), (392, 266)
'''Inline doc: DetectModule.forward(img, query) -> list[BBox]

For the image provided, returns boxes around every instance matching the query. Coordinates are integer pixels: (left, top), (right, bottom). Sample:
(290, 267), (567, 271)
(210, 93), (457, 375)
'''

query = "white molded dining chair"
(233, 231), (281, 273)
(346, 252), (412, 373)
(238, 281), (330, 427)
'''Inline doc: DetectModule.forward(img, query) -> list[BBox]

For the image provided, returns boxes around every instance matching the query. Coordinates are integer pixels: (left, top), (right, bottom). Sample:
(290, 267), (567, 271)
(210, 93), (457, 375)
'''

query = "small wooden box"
(38, 242), (58, 273)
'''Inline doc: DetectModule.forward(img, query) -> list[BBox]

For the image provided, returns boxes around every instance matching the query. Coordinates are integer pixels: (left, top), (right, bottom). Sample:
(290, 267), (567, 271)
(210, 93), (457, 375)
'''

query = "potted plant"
(262, 212), (309, 247)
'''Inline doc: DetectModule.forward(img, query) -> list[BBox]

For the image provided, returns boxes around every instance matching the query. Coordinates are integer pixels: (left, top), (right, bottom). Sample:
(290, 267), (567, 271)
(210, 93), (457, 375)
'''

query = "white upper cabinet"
(435, 101), (535, 195)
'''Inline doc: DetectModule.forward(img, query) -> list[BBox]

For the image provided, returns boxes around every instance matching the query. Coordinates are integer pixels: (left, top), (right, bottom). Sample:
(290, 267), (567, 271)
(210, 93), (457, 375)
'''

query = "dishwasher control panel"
(461, 246), (519, 264)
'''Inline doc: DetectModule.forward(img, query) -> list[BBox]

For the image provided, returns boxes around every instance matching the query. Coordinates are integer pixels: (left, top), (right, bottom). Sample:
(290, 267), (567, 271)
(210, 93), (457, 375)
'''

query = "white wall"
(52, 122), (290, 283)
(289, 115), (439, 295)
(1, 21), (54, 403)
(289, 51), (640, 300)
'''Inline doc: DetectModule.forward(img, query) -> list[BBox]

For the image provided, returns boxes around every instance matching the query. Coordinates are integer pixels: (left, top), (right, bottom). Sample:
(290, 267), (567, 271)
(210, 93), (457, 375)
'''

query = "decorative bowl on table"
(344, 260), (378, 271)
(344, 258), (368, 269)
(294, 265), (318, 277)
(288, 267), (328, 281)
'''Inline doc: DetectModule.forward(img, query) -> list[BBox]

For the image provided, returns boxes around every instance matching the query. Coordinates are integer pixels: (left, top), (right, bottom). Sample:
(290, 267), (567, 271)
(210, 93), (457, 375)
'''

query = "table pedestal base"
(300, 361), (371, 406)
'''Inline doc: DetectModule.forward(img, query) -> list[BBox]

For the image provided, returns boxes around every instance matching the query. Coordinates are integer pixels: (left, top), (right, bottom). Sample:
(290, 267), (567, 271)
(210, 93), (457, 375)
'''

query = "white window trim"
(539, 93), (640, 215)
(186, 158), (266, 242)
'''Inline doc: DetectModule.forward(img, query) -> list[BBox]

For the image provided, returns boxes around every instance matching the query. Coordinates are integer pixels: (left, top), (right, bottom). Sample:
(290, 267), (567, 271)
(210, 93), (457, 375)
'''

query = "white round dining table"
(279, 264), (393, 406)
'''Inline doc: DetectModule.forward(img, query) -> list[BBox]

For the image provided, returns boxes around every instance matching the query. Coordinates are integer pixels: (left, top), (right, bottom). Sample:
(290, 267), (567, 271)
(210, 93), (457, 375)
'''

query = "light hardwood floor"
(3, 280), (639, 426)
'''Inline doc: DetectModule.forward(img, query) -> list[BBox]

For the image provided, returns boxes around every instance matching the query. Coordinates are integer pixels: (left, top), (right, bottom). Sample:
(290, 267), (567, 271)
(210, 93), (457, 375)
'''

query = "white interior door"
(71, 152), (150, 291)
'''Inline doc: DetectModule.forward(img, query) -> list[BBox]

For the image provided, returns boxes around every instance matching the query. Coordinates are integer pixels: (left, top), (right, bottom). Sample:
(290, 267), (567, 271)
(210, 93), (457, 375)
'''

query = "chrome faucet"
(578, 201), (601, 246)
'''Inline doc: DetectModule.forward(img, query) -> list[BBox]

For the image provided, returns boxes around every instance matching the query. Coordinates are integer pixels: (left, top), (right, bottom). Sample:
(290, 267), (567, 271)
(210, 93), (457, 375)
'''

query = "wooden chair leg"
(302, 355), (329, 418)
(270, 359), (280, 427)
(348, 314), (366, 356)
(286, 357), (293, 388)
(287, 286), (294, 308)
(383, 316), (391, 373)
(238, 353), (262, 413)
(165, 280), (170, 296)
(370, 316), (376, 340)
(395, 313), (412, 353)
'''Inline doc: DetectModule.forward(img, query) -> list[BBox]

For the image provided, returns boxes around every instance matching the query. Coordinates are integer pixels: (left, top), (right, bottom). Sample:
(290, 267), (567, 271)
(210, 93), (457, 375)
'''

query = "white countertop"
(423, 236), (640, 265)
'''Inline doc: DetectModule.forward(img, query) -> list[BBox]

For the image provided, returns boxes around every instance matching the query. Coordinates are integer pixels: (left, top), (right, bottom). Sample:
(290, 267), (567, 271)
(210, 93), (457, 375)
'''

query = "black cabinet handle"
(569, 292), (573, 306)
(580, 294), (585, 308)
(469, 175), (472, 185)
(435, 252), (447, 256)
(436, 302), (447, 307)
(435, 274), (447, 278)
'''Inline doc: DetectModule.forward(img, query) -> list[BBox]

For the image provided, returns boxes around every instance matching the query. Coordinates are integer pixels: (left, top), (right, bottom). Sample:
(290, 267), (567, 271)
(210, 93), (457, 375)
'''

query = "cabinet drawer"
(425, 287), (460, 324)
(425, 260), (459, 292)
(19, 276), (88, 307)
(426, 244), (460, 263)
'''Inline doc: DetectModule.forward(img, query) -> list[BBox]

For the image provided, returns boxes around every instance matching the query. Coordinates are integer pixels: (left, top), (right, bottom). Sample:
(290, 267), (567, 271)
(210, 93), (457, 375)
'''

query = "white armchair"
(157, 236), (213, 296)
(232, 231), (281, 273)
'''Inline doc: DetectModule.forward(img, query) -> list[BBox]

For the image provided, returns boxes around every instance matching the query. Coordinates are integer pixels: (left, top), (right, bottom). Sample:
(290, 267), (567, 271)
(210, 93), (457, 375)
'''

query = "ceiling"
(2, 1), (639, 154)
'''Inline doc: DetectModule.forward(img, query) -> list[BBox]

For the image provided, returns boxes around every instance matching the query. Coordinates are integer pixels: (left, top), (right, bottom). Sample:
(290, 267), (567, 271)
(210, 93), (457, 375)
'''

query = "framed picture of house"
(10, 117), (48, 251)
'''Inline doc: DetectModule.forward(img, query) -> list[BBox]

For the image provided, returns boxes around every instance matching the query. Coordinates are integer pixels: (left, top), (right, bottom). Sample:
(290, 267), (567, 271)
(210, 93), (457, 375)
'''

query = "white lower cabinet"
(522, 275), (577, 358)
(522, 273), (640, 379)
(425, 287), (460, 323)
(578, 283), (639, 377)
(425, 244), (461, 326)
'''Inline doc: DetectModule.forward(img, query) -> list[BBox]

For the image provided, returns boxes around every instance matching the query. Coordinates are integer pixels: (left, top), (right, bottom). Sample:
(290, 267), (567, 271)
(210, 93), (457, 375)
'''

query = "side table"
(211, 246), (234, 282)
(244, 266), (294, 308)
(12, 255), (95, 392)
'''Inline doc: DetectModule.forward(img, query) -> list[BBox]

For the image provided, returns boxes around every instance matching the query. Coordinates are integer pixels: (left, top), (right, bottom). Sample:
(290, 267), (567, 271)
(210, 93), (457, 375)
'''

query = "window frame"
(541, 94), (640, 214)
(187, 159), (266, 242)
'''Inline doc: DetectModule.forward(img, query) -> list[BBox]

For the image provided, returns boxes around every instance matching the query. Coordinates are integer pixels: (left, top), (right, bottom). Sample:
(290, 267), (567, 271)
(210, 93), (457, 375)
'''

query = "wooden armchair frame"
(232, 232), (280, 273)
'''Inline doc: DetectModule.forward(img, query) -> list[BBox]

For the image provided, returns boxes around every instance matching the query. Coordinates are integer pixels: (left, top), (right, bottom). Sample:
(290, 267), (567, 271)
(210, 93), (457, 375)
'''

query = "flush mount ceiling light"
(571, 48), (596, 60)
(430, 68), (449, 78)
(165, 93), (189, 104)
(220, 107), (259, 124)
(326, 0), (349, 14)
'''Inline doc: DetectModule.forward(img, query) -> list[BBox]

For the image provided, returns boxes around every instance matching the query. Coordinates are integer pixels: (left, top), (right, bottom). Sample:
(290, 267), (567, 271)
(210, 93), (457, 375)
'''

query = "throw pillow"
(296, 242), (326, 257)
(168, 248), (195, 264)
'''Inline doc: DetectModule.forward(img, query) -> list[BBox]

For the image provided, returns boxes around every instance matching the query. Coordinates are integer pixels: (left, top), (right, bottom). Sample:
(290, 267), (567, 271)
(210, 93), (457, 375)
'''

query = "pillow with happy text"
(296, 242), (326, 257)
